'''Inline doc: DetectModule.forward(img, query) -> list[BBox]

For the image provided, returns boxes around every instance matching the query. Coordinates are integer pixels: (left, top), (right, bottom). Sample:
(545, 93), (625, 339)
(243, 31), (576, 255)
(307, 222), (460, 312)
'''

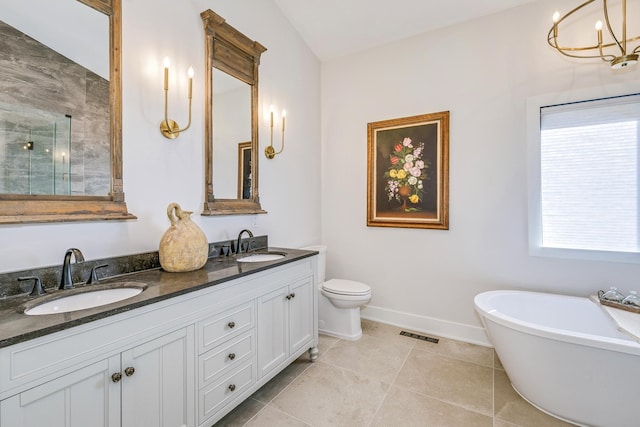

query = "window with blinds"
(538, 93), (640, 255)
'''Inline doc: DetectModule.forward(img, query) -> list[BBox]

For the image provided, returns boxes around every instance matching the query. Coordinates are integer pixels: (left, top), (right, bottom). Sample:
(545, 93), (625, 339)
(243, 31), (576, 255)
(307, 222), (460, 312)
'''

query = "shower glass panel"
(0, 102), (72, 195)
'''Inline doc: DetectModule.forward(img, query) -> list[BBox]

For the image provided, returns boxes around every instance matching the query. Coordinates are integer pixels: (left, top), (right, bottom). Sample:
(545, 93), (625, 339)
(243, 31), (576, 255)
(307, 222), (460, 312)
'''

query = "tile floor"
(215, 319), (574, 427)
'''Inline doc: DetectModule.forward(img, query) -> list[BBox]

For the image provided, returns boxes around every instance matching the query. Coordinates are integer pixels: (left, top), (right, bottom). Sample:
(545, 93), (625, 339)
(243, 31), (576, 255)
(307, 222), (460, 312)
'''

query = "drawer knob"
(124, 366), (135, 377)
(285, 294), (291, 300)
(228, 353), (236, 360)
(228, 384), (236, 392)
(111, 372), (122, 383)
(290, 292), (296, 299)
(227, 321), (236, 329)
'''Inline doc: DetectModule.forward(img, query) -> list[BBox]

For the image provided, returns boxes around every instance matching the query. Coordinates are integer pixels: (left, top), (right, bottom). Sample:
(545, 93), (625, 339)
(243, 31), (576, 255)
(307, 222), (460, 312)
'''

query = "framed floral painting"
(367, 112), (449, 229)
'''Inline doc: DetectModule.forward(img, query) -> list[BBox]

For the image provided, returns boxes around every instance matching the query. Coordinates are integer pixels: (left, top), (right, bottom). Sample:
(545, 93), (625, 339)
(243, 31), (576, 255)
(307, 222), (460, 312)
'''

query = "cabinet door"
(257, 286), (289, 378)
(121, 326), (195, 427)
(0, 355), (120, 427)
(288, 277), (314, 355)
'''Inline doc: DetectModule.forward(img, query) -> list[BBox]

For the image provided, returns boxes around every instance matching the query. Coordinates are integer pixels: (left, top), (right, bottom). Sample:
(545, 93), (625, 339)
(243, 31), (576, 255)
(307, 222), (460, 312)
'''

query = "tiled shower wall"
(0, 20), (109, 195)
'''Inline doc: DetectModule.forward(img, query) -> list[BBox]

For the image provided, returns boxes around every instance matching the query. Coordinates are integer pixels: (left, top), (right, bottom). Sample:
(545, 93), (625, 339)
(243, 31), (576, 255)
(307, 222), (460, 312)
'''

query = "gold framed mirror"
(0, 0), (134, 223)
(201, 9), (267, 216)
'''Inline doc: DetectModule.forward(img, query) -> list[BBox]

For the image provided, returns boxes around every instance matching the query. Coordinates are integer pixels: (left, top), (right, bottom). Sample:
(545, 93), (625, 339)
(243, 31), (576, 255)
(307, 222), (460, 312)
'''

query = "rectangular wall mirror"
(0, 0), (134, 223)
(201, 9), (266, 216)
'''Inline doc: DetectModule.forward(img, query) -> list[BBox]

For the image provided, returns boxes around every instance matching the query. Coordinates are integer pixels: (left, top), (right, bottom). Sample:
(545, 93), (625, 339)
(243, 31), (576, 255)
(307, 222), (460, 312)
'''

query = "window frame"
(526, 82), (640, 263)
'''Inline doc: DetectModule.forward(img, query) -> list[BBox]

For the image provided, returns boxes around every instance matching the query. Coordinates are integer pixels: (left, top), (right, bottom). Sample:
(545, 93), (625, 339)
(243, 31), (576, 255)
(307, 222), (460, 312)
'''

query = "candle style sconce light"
(160, 57), (194, 139)
(265, 106), (286, 159)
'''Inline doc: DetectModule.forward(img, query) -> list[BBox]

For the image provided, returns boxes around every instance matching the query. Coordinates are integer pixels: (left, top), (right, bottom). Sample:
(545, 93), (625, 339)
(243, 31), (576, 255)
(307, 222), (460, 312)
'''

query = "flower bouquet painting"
(367, 112), (449, 229)
(384, 137), (427, 211)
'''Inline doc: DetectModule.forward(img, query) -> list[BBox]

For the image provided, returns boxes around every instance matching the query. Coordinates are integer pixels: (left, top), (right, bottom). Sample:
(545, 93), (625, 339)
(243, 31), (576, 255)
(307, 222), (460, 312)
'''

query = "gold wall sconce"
(548, 0), (639, 69)
(265, 106), (286, 159)
(160, 57), (194, 139)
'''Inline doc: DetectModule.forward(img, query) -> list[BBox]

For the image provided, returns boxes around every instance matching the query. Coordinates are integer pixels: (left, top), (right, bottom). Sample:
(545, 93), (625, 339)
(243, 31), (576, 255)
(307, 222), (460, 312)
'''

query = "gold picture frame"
(367, 112), (449, 229)
(237, 141), (252, 199)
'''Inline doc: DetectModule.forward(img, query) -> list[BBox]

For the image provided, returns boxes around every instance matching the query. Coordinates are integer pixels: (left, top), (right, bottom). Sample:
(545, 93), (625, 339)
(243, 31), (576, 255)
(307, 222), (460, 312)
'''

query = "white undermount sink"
(25, 285), (144, 316)
(236, 252), (286, 263)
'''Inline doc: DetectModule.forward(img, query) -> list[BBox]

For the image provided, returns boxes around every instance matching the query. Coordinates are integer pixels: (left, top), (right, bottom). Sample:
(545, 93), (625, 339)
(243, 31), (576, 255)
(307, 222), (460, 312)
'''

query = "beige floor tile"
(245, 405), (311, 426)
(395, 348), (493, 416)
(315, 333), (339, 359)
(215, 320), (584, 426)
(296, 334), (339, 365)
(214, 397), (265, 426)
(494, 369), (574, 427)
(252, 358), (312, 404)
(271, 361), (389, 427)
(320, 333), (412, 383)
(371, 385), (492, 427)
(413, 336), (494, 367)
(361, 318), (417, 347)
(493, 419), (522, 427)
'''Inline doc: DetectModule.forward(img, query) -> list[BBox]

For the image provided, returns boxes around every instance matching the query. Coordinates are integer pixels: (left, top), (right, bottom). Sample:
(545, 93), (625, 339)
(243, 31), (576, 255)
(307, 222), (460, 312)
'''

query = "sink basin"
(236, 252), (286, 263)
(25, 285), (144, 316)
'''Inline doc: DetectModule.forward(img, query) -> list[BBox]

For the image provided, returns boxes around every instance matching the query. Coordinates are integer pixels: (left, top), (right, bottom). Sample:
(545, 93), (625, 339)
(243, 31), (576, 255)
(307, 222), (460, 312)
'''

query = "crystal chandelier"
(547, 0), (640, 69)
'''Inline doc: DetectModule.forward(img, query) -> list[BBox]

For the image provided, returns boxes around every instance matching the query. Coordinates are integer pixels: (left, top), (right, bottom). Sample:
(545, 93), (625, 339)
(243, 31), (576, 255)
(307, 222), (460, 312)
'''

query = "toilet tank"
(301, 245), (326, 284)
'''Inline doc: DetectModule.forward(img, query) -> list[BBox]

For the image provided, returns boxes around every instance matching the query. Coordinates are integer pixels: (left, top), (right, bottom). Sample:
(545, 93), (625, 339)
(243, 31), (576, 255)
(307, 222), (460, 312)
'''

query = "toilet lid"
(322, 279), (371, 296)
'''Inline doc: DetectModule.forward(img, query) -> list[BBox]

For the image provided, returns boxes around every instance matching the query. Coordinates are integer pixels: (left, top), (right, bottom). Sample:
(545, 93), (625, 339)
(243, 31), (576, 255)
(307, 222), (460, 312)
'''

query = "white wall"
(321, 0), (640, 345)
(0, 0), (321, 272)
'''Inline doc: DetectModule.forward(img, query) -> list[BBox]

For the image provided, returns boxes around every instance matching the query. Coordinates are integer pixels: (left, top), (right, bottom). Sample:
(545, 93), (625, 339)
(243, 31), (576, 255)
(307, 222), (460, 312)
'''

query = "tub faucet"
(60, 248), (85, 290)
(235, 229), (254, 254)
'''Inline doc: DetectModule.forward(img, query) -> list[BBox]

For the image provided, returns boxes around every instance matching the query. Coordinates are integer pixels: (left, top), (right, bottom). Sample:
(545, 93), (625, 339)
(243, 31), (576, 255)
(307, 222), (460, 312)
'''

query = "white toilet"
(304, 245), (372, 340)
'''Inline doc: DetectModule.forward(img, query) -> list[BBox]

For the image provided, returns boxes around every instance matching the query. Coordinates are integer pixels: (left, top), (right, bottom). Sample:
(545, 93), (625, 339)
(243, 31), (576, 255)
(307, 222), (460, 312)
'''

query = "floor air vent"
(400, 331), (439, 343)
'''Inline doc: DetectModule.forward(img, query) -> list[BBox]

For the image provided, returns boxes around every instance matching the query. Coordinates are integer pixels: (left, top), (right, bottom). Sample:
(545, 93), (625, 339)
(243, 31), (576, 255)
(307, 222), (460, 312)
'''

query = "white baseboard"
(360, 304), (492, 347)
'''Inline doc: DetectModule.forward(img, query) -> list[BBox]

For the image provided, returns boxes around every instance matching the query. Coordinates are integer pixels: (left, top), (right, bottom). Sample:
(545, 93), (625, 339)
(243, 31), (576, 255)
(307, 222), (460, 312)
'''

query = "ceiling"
(273, 0), (538, 61)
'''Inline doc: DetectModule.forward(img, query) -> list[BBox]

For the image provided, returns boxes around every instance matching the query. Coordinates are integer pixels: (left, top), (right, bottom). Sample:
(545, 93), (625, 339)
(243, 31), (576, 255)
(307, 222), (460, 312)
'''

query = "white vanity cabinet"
(0, 356), (120, 426)
(196, 301), (257, 425)
(120, 326), (195, 427)
(0, 255), (317, 427)
(0, 326), (195, 427)
(257, 276), (315, 378)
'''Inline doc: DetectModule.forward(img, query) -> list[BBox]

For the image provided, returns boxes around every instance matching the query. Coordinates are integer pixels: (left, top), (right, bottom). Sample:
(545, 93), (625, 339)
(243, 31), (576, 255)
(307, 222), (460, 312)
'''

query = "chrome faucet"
(235, 229), (254, 254)
(60, 248), (85, 290)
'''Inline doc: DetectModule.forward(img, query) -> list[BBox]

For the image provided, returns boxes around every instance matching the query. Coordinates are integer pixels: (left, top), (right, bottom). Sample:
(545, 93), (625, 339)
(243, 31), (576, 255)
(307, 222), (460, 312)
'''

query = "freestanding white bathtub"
(474, 290), (640, 427)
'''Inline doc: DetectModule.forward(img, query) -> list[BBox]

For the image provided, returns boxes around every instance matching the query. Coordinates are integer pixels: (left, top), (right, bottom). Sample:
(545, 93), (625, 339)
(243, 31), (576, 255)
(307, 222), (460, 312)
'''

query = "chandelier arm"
(547, 22), (640, 60)
(558, 49), (615, 60)
(548, 0), (640, 67)
(548, 30), (615, 60)
(561, 0), (597, 21)
(548, 0), (596, 42)
(602, 0), (625, 54)
(547, 1), (600, 53)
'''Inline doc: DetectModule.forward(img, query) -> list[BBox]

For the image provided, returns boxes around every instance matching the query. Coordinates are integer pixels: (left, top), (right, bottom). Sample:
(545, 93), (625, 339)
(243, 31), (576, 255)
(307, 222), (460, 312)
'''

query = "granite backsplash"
(0, 235), (268, 298)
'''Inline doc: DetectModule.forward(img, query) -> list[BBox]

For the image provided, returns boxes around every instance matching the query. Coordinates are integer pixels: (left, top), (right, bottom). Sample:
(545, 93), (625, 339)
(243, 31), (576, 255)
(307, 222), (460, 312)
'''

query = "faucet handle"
(238, 237), (255, 253)
(18, 276), (46, 296)
(219, 244), (232, 256)
(87, 264), (108, 285)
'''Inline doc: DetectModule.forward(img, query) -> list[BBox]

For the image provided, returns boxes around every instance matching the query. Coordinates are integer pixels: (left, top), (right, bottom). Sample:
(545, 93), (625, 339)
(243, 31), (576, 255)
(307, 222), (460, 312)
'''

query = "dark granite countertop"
(0, 247), (317, 349)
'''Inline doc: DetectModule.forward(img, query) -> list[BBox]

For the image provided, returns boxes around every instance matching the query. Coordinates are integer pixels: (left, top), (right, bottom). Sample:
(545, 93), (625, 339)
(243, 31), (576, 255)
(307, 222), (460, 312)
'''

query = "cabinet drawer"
(198, 361), (255, 424)
(199, 331), (254, 387)
(198, 302), (254, 354)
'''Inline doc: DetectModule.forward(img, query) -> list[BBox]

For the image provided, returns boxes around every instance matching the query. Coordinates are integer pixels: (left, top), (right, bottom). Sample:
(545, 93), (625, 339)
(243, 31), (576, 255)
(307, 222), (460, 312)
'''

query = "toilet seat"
(322, 279), (371, 296)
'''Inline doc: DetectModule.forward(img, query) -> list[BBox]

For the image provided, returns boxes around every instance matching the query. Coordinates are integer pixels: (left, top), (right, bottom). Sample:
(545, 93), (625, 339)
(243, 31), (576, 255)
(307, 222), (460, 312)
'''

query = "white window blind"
(539, 94), (640, 254)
